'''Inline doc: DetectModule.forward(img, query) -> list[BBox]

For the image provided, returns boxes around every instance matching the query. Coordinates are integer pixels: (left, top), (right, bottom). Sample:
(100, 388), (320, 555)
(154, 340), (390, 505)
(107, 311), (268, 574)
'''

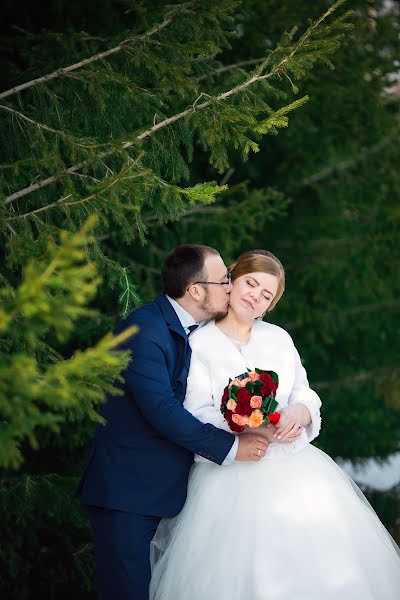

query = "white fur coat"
(185, 320), (322, 460)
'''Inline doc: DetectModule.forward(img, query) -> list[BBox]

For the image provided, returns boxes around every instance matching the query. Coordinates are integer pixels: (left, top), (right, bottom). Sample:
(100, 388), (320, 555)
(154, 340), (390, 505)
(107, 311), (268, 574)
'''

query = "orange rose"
(232, 414), (249, 427)
(240, 377), (250, 387)
(248, 409), (264, 428)
(248, 371), (259, 381)
(226, 398), (237, 411)
(229, 378), (241, 389)
(250, 395), (262, 409)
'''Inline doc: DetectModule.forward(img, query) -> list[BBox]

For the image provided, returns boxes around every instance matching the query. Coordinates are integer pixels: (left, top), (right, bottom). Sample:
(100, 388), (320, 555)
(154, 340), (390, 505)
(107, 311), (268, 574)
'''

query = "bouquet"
(220, 369), (280, 433)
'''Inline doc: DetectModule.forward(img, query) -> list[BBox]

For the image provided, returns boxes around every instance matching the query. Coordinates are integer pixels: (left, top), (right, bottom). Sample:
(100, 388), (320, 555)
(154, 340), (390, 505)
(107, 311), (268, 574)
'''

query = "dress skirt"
(149, 444), (400, 600)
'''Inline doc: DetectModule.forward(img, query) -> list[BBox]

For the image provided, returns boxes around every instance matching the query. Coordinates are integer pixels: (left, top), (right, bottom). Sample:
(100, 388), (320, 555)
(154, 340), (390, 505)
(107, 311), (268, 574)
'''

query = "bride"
(149, 249), (400, 600)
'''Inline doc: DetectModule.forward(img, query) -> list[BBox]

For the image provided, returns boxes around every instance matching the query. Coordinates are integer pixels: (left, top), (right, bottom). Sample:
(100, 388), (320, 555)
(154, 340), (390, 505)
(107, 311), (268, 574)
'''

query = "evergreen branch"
(0, 104), (106, 149)
(345, 300), (400, 316)
(118, 267), (142, 318)
(313, 364), (399, 391)
(284, 300), (400, 331)
(61, 171), (142, 208)
(97, 203), (227, 243)
(100, 240), (160, 277)
(3, 0), (350, 206)
(220, 167), (235, 186)
(0, 2), (194, 101)
(147, 240), (166, 257)
(4, 155), (145, 221)
(195, 58), (265, 81)
(4, 161), (87, 204)
(0, 68), (304, 205)
(144, 204), (225, 223)
(298, 128), (400, 188)
(4, 195), (72, 222)
(0, 325), (137, 469)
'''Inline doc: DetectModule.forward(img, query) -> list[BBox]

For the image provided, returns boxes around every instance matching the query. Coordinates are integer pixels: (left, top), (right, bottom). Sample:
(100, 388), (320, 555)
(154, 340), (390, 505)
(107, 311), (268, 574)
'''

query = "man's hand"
(235, 433), (269, 461)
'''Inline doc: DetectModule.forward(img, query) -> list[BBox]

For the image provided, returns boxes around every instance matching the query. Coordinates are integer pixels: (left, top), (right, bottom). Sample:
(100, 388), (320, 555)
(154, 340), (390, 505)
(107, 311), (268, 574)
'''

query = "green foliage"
(0, 474), (95, 596)
(0, 219), (136, 469)
(118, 266), (141, 318)
(0, 0), (351, 290)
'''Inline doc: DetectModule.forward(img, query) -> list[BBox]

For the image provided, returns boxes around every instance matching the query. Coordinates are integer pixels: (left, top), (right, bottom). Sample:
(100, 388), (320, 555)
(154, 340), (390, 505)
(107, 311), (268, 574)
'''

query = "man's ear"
(187, 284), (201, 301)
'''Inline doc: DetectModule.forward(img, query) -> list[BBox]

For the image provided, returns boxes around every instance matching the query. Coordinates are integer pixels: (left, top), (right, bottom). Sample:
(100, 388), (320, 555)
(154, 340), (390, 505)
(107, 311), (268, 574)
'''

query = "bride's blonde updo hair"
(229, 249), (285, 312)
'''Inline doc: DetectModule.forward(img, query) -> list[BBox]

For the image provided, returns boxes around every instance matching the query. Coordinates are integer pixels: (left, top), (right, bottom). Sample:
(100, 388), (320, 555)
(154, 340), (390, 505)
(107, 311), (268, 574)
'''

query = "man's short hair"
(162, 244), (219, 299)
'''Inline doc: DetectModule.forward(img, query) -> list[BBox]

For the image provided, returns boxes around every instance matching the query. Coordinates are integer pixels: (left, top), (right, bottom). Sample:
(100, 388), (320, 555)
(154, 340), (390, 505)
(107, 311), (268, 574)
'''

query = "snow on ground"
(337, 452), (400, 491)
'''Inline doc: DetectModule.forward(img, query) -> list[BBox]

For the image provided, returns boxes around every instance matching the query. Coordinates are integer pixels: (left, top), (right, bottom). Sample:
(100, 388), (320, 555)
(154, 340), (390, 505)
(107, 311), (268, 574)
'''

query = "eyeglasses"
(188, 272), (232, 290)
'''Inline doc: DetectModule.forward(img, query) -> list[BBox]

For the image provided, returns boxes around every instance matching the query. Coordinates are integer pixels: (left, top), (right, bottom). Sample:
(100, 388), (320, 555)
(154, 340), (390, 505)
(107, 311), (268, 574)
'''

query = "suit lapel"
(155, 292), (191, 368)
(155, 293), (188, 338)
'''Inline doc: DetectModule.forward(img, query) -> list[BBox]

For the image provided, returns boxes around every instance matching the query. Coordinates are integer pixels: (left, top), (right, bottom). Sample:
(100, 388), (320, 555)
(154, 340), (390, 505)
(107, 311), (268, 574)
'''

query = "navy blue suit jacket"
(76, 293), (235, 517)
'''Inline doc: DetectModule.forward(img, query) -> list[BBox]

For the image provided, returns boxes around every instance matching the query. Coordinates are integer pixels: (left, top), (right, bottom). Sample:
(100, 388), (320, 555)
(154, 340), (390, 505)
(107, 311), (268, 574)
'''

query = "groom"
(76, 244), (269, 600)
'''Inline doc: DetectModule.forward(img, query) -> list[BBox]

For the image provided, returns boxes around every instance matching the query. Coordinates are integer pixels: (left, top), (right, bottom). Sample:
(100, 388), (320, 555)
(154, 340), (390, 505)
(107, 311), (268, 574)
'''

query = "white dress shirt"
(166, 295), (238, 464)
(166, 295), (198, 335)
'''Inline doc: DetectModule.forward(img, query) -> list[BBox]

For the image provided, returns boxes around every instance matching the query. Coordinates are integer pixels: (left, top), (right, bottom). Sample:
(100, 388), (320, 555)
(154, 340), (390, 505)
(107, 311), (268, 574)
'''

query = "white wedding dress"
(149, 321), (400, 600)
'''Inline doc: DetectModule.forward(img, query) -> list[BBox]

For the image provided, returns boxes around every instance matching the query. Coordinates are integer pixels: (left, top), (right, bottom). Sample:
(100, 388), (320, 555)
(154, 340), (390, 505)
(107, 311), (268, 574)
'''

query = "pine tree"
(0, 217), (137, 469)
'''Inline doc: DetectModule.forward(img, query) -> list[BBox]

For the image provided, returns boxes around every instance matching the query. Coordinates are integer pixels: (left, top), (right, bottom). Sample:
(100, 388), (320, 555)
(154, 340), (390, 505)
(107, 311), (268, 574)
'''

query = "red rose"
(225, 409), (245, 433)
(235, 388), (253, 416)
(236, 388), (252, 402)
(221, 386), (229, 406)
(259, 373), (278, 396)
(268, 412), (280, 425)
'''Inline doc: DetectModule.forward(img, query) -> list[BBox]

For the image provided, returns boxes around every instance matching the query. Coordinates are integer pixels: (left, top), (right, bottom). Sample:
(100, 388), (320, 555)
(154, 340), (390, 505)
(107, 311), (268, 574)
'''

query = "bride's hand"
(262, 423), (301, 444)
(273, 404), (311, 442)
(250, 424), (296, 444)
(253, 425), (276, 443)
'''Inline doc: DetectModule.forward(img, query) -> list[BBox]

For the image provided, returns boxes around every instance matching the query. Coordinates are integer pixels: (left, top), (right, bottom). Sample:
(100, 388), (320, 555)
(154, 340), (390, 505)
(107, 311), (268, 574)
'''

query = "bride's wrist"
(291, 403), (311, 427)
(259, 425), (276, 442)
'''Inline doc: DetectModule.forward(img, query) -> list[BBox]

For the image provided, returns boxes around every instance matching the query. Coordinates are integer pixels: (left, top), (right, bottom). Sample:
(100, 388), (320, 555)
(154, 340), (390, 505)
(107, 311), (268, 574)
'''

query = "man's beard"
(200, 289), (228, 320)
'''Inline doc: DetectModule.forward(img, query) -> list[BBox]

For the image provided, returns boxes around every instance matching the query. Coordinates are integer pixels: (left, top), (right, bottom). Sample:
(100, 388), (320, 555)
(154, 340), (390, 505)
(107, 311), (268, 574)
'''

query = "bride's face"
(229, 271), (279, 320)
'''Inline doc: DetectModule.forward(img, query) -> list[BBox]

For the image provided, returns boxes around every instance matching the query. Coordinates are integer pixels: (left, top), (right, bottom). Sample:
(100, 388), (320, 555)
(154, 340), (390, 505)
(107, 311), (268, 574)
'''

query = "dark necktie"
(187, 324), (198, 336)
